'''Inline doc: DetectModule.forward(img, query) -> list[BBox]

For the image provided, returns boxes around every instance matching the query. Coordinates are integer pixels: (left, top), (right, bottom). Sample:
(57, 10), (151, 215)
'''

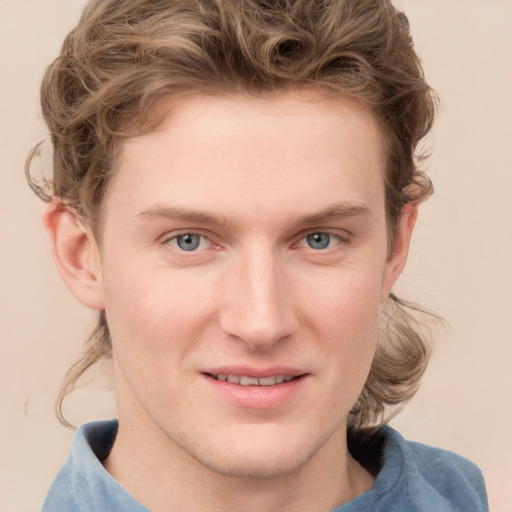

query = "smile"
(202, 370), (308, 408)
(209, 374), (298, 386)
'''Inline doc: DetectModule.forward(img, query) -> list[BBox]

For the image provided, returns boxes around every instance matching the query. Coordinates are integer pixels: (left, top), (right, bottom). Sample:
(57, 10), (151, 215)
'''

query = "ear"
(380, 202), (418, 305)
(42, 200), (105, 310)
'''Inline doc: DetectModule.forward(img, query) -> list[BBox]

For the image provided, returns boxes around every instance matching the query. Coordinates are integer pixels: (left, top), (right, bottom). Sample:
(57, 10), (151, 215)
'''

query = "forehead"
(107, 92), (386, 230)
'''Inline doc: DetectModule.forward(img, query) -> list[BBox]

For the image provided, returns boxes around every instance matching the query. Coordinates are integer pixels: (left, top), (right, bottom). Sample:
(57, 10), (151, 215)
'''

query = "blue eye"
(175, 234), (202, 251)
(306, 233), (332, 250)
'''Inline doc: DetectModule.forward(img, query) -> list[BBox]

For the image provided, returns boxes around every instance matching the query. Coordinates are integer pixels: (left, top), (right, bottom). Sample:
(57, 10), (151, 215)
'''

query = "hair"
(27, 0), (438, 430)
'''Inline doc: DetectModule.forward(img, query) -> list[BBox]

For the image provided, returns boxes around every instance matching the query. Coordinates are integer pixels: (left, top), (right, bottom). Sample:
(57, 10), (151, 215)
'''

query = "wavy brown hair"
(27, 0), (438, 430)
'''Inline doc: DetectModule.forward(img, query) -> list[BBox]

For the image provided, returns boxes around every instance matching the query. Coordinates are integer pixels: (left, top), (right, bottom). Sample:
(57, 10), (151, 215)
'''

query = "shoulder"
(42, 420), (149, 512)
(341, 426), (488, 512)
(42, 455), (79, 512)
(405, 433), (487, 495)
(378, 427), (488, 512)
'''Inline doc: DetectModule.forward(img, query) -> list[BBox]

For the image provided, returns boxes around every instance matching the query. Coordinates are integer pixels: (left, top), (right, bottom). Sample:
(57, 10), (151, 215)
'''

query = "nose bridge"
(220, 241), (296, 349)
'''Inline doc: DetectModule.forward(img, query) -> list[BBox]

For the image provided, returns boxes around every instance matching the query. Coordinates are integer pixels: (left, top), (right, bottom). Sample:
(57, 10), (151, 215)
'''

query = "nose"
(219, 244), (298, 351)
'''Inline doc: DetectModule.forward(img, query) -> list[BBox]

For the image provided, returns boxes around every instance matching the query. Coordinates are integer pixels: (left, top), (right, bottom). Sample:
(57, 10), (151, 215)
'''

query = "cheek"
(101, 259), (217, 364)
(101, 266), (219, 416)
(296, 265), (382, 390)
(297, 261), (383, 334)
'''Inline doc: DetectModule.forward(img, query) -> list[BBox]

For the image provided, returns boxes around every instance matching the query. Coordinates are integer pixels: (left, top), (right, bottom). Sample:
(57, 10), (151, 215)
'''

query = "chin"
(195, 447), (313, 479)
(181, 425), (332, 479)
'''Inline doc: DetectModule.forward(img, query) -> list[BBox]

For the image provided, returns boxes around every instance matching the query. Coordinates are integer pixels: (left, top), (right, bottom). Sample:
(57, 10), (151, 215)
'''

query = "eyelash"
(165, 233), (213, 252)
(294, 232), (346, 250)
(162, 230), (349, 253)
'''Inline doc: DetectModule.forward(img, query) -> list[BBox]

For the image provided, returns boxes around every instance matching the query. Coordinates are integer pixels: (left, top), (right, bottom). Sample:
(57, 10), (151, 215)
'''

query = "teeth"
(240, 376), (259, 386)
(259, 376), (277, 386)
(213, 374), (297, 386)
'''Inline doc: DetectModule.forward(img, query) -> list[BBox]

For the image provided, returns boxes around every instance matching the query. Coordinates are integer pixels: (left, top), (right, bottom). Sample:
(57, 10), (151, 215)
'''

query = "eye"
(306, 233), (332, 249)
(302, 232), (341, 250)
(169, 233), (209, 251)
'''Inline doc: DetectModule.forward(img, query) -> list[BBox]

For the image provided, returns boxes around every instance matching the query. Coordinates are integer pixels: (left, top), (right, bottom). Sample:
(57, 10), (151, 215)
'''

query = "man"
(28, 0), (488, 510)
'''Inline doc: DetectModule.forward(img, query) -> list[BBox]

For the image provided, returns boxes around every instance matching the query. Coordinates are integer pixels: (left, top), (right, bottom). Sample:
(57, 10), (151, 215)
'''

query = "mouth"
(204, 373), (303, 386)
(201, 369), (308, 408)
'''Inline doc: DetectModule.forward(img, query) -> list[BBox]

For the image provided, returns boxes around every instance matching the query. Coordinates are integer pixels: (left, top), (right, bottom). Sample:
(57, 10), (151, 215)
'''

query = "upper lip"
(201, 366), (308, 378)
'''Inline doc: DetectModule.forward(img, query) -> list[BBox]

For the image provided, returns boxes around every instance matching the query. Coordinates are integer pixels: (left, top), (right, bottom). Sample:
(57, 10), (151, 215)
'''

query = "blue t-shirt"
(42, 420), (488, 511)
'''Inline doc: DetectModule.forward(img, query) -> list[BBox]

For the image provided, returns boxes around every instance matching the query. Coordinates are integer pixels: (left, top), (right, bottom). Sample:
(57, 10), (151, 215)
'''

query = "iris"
(306, 233), (331, 250)
(176, 234), (201, 251)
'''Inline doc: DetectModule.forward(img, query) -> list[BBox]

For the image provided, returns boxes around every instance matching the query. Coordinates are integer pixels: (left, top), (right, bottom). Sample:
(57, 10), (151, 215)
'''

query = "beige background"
(1, 1), (511, 511)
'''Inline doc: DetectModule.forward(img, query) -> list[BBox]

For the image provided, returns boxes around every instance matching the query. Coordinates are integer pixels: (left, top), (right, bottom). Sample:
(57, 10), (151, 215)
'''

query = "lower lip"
(201, 374), (308, 409)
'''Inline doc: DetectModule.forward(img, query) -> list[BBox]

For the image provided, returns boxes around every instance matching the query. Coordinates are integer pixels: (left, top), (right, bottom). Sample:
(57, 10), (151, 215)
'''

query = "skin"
(44, 92), (417, 512)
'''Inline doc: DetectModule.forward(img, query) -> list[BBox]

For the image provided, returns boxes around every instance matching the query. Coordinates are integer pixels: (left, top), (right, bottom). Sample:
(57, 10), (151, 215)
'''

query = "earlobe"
(380, 202), (418, 305)
(42, 200), (105, 310)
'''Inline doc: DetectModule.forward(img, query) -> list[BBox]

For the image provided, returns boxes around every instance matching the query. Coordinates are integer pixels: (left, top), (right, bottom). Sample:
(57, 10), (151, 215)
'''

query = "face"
(91, 92), (410, 478)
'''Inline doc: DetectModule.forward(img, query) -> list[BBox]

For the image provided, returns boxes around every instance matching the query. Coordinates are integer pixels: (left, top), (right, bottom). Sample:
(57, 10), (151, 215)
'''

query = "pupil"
(177, 234), (200, 251)
(307, 233), (330, 249)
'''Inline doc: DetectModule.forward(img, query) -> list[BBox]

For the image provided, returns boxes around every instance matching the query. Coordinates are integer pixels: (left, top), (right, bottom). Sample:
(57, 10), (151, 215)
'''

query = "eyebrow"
(136, 201), (371, 228)
(295, 202), (371, 225)
(137, 205), (234, 228)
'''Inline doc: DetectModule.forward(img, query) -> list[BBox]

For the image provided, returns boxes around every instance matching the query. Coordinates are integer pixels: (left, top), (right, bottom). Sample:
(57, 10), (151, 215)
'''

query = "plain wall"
(1, 1), (510, 510)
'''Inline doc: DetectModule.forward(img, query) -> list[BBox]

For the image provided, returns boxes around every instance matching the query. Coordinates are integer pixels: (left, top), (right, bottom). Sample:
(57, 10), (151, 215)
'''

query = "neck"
(103, 415), (374, 512)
